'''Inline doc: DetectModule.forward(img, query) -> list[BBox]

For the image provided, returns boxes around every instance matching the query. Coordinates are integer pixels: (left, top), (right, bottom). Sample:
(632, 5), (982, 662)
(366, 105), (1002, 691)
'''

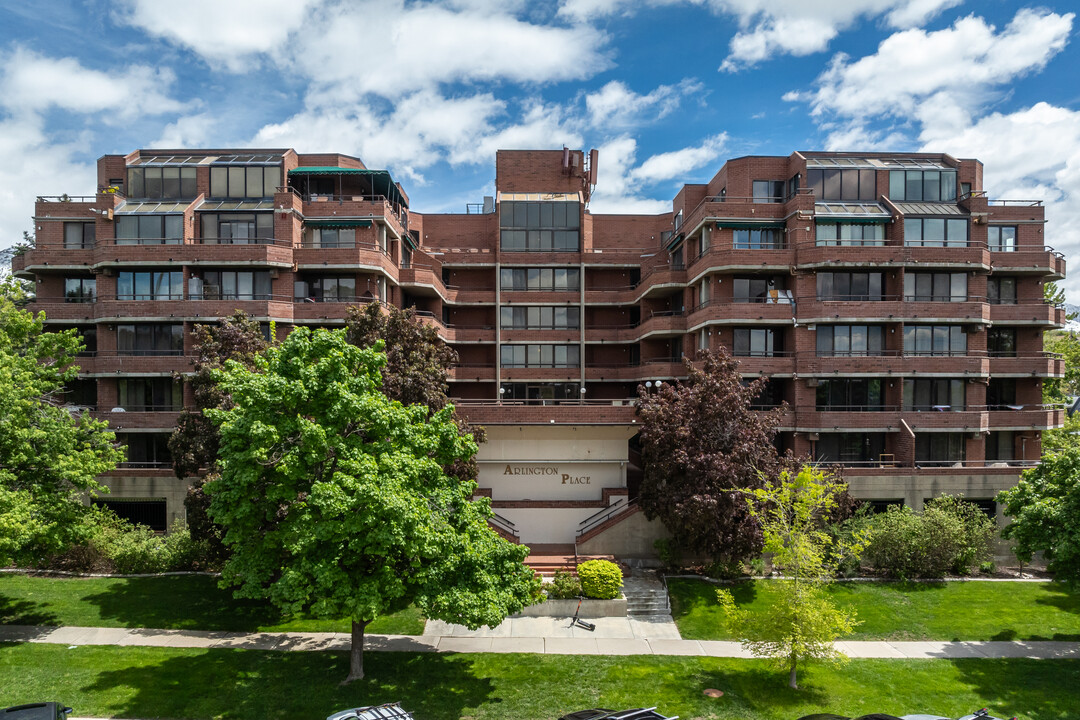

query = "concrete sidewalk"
(3, 624), (1079, 659)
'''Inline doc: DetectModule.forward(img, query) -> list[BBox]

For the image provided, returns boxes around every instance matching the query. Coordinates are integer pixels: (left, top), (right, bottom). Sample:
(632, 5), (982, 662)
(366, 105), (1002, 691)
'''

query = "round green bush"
(545, 569), (582, 599)
(577, 559), (622, 599)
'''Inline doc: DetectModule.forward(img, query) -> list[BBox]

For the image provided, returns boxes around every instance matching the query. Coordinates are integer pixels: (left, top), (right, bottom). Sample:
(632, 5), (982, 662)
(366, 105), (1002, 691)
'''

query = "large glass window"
(903, 379), (965, 410)
(987, 378), (1017, 410)
(733, 228), (785, 249)
(63, 222), (95, 249)
(903, 325), (966, 356)
(499, 198), (580, 251)
(815, 223), (885, 246)
(209, 165), (281, 199)
(988, 226), (1017, 252)
(500, 306), (580, 329)
(294, 276), (356, 302)
(201, 213), (274, 244)
(733, 328), (782, 357)
(117, 324), (184, 356)
(915, 433), (966, 466)
(816, 325), (885, 356)
(115, 215), (184, 245)
(64, 278), (96, 303)
(500, 344), (580, 368)
(752, 180), (785, 203)
(117, 271), (183, 301)
(734, 276), (788, 302)
(904, 217), (969, 247)
(118, 378), (183, 411)
(191, 271), (272, 300)
(816, 379), (884, 411)
(988, 327), (1017, 357)
(817, 272), (883, 301)
(903, 272), (967, 302)
(116, 433), (173, 469)
(888, 169), (958, 202)
(986, 431), (1015, 463)
(816, 433), (886, 463)
(500, 268), (580, 291)
(126, 166), (197, 199)
(987, 277), (1017, 304)
(807, 169), (877, 201)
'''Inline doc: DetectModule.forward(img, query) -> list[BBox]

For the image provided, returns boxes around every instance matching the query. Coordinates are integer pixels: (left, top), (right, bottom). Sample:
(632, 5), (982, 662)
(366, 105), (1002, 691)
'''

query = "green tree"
(716, 466), (868, 689)
(998, 446), (1080, 587)
(0, 280), (123, 564)
(205, 328), (539, 682)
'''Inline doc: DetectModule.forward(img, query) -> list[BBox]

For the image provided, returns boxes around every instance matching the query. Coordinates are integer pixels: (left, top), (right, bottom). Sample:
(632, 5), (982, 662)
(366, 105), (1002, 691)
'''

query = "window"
(733, 328), (782, 357)
(64, 222), (95, 249)
(499, 199), (580, 251)
(303, 227), (355, 248)
(915, 433), (965, 466)
(115, 215), (184, 245)
(753, 180), (785, 203)
(191, 271), (272, 300)
(116, 433), (172, 470)
(816, 379), (884, 411)
(500, 306), (580, 329)
(209, 165), (281, 199)
(63, 378), (97, 408)
(500, 267), (580, 291)
(817, 272), (883, 301)
(903, 325), (966, 356)
(903, 272), (967, 302)
(888, 169), (957, 202)
(733, 228), (785, 249)
(816, 433), (886, 463)
(988, 327), (1017, 357)
(986, 431), (1015, 463)
(816, 325), (885, 356)
(749, 379), (785, 409)
(500, 344), (580, 368)
(117, 324), (184, 356)
(988, 226), (1017, 252)
(294, 276), (356, 302)
(126, 166), (197, 199)
(92, 498), (167, 532)
(118, 378), (183, 411)
(64, 278), (96, 303)
(117, 272), (183, 301)
(807, 168), (877, 201)
(987, 277), (1017, 304)
(201, 213), (274, 244)
(903, 379), (965, 411)
(904, 217), (968, 247)
(815, 223), (885, 246)
(500, 383), (581, 404)
(734, 276), (788, 302)
(987, 378), (1017, 410)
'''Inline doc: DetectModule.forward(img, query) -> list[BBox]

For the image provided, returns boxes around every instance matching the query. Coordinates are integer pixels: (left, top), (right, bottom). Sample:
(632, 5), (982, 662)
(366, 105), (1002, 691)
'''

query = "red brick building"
(12, 148), (1066, 557)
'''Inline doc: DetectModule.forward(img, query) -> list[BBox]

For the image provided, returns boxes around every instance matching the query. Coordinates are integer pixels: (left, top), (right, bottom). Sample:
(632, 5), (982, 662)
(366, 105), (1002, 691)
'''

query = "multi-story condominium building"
(13, 148), (1066, 557)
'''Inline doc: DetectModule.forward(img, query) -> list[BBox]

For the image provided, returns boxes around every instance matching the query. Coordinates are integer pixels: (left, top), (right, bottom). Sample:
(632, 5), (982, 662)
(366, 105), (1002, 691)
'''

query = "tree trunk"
(788, 651), (798, 690)
(342, 619), (369, 684)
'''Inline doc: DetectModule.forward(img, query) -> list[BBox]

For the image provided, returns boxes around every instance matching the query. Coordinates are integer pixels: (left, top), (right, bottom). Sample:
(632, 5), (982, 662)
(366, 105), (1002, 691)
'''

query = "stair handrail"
(576, 498), (636, 537)
(489, 512), (518, 538)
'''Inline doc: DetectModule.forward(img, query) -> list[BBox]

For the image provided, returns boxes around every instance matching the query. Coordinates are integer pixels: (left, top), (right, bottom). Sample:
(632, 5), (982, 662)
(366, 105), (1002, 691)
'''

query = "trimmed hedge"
(577, 559), (622, 599)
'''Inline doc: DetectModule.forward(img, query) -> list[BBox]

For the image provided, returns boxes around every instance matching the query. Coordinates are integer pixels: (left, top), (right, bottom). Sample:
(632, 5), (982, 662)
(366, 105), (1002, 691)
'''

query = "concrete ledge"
(514, 597), (627, 618)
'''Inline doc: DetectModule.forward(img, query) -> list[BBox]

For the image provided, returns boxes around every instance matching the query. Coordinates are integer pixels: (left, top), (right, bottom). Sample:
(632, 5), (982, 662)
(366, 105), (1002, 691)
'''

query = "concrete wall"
(98, 475), (189, 528)
(578, 511), (671, 559)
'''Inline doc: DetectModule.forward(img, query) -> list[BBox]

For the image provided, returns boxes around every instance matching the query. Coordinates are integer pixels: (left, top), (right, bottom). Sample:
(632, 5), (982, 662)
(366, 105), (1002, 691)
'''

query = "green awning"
(288, 167), (408, 208)
(714, 221), (786, 230)
(304, 219), (373, 229)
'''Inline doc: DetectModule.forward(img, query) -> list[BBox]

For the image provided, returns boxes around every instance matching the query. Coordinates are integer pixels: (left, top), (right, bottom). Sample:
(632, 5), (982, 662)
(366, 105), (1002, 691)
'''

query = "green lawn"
(0, 573), (425, 635)
(669, 577), (1080, 642)
(0, 643), (1075, 720)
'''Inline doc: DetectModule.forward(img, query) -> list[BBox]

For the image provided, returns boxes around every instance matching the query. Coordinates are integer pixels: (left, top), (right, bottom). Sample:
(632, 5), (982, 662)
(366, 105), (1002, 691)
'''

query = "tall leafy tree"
(0, 280), (123, 564)
(205, 328), (539, 682)
(635, 348), (790, 570)
(716, 466), (867, 689)
(998, 447), (1080, 587)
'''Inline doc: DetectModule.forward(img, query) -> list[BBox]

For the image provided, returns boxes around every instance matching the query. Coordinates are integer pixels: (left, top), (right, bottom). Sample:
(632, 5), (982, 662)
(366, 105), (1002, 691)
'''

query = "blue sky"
(2, 0), (1079, 294)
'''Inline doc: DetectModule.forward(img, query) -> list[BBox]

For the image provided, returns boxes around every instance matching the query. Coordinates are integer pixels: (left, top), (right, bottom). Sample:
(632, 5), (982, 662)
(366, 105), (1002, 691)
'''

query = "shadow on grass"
(949, 658), (1080, 720)
(0, 593), (61, 627)
(1033, 582), (1080, 616)
(668, 578), (757, 616)
(80, 648), (495, 720)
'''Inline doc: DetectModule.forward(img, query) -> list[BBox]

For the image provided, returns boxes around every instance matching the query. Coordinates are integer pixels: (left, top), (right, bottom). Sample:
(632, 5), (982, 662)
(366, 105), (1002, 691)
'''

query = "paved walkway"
(3, 624), (1079, 659)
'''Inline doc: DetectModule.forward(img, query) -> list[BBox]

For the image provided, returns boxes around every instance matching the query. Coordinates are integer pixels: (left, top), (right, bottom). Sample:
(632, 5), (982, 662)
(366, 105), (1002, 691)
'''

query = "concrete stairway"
(621, 573), (672, 618)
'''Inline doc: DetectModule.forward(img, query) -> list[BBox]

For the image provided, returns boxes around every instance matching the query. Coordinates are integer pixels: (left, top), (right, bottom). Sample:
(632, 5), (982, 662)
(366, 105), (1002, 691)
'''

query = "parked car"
(327, 703), (413, 720)
(796, 710), (1013, 720)
(1, 705), (73, 720)
(558, 708), (677, 720)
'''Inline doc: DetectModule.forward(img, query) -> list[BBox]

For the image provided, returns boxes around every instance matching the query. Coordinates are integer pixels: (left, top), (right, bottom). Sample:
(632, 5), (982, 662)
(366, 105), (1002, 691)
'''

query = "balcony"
(91, 409), (182, 429)
(293, 240), (396, 274)
(990, 245), (1067, 278)
(92, 239), (295, 269)
(988, 301), (1067, 326)
(452, 399), (637, 426)
(987, 352), (1064, 377)
(690, 300), (795, 325)
(79, 352), (195, 375)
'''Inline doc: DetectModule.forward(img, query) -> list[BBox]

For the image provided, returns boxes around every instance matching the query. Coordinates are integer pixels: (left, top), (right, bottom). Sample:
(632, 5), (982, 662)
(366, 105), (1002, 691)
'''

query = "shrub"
(577, 559), (622, 599)
(748, 557), (767, 576)
(653, 538), (682, 570)
(980, 561), (996, 575)
(863, 496), (996, 579)
(545, 569), (582, 599)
